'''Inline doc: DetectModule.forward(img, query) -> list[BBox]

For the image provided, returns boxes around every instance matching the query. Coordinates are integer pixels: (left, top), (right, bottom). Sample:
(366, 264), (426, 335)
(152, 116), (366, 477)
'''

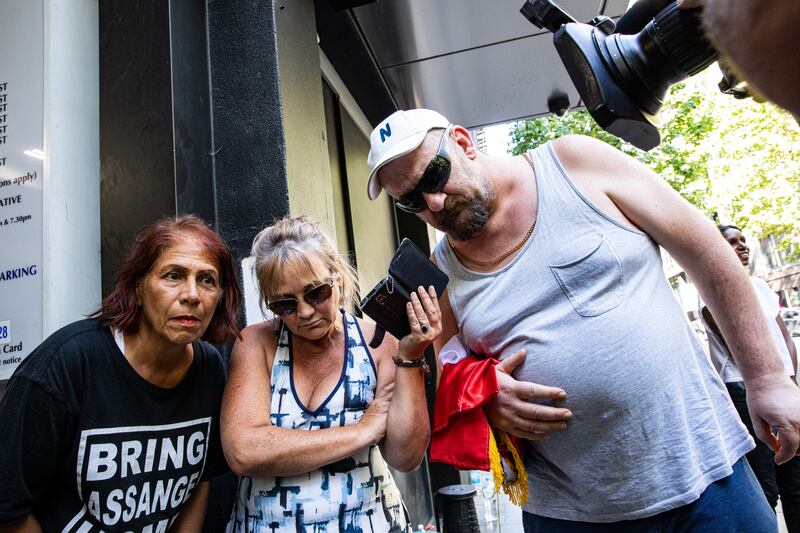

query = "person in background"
(222, 216), (437, 532)
(0, 215), (242, 533)
(699, 224), (800, 532)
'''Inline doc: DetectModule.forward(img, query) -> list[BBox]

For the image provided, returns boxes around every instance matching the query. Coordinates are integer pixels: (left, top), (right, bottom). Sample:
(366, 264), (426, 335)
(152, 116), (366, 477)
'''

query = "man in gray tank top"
(364, 108), (800, 531)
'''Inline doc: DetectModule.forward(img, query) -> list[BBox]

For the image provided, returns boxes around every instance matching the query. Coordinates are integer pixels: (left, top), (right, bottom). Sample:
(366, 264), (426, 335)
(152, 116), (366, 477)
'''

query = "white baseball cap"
(366, 109), (450, 200)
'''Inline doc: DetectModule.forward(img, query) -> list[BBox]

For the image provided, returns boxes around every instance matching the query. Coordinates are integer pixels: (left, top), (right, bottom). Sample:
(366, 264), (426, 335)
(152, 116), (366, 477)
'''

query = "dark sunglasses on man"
(267, 279), (335, 317)
(394, 124), (453, 214)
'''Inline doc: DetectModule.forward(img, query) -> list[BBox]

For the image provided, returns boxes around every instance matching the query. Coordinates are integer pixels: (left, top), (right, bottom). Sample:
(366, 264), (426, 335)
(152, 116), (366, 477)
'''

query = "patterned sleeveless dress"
(227, 310), (411, 533)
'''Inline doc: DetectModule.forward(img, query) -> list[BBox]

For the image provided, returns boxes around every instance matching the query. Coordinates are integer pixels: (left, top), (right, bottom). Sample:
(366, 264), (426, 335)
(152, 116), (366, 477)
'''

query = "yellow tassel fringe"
(488, 428), (528, 506)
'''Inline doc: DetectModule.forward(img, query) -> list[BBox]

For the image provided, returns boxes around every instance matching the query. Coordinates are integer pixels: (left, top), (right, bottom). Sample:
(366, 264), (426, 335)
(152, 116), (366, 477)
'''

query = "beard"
(433, 182), (496, 241)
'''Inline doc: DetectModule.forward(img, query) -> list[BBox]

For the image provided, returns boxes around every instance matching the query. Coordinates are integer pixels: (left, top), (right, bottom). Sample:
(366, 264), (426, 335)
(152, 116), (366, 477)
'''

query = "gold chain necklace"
(448, 151), (537, 268)
(447, 217), (536, 268)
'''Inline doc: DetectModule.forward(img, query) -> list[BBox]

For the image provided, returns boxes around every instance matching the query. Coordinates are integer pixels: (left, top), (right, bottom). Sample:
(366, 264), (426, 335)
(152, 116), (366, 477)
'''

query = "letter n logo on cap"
(379, 123), (392, 143)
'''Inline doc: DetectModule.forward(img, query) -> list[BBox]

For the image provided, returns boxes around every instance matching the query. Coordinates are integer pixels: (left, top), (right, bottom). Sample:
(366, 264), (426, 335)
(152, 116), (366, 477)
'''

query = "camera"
(520, 0), (718, 150)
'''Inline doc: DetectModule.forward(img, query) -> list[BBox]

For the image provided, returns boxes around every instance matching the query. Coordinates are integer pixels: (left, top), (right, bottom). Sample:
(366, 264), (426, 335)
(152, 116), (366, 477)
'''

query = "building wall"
(276, 0), (336, 234)
(2, 0), (434, 524)
(753, 235), (800, 307)
(323, 82), (354, 260)
(338, 103), (397, 292)
(276, 0), (396, 300)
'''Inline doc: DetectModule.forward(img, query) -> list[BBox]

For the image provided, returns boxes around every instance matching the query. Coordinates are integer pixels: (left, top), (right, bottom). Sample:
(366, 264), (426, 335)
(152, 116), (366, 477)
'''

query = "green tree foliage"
(508, 68), (800, 257)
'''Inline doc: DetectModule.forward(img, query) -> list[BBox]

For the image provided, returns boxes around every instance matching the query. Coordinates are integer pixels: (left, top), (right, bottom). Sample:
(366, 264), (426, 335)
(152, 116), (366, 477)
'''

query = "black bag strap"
(369, 324), (386, 349)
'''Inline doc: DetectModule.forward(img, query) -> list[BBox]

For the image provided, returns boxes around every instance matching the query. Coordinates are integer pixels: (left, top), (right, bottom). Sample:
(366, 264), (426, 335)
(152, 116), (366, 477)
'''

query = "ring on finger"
(420, 323), (429, 333)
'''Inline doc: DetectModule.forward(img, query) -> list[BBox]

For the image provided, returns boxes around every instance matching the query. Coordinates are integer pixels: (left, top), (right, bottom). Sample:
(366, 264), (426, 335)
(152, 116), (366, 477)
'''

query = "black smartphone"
(360, 239), (449, 339)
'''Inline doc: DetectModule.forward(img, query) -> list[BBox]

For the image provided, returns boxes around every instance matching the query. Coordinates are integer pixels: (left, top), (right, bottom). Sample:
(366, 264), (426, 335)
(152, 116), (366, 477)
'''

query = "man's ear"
(451, 125), (479, 160)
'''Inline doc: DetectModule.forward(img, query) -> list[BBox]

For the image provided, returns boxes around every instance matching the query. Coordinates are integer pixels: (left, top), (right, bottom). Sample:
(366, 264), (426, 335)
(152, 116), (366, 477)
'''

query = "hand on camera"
(398, 286), (442, 359)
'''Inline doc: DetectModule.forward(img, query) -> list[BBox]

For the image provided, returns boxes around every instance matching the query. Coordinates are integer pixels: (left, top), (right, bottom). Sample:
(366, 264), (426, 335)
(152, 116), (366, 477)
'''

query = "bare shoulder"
(549, 135), (648, 229)
(550, 134), (608, 158)
(239, 319), (279, 347)
(553, 136), (716, 251)
(551, 133), (604, 153)
(232, 319), (280, 366)
(551, 134), (642, 177)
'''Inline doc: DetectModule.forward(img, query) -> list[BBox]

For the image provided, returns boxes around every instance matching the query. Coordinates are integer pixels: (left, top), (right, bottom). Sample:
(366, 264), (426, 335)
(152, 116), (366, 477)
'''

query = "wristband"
(393, 355), (430, 375)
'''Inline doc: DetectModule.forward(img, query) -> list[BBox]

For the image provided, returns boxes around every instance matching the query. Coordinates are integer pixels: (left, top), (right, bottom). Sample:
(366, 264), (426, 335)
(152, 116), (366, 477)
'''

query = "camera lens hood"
(525, 0), (718, 150)
(554, 23), (662, 150)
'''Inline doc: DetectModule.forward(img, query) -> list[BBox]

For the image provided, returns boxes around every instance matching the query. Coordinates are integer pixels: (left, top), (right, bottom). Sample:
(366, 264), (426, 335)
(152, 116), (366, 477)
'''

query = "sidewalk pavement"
(476, 488), (523, 533)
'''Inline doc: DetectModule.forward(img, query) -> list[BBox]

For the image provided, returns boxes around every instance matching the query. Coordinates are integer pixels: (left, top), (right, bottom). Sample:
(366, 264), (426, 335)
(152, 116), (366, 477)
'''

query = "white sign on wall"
(0, 0), (44, 379)
(241, 256), (271, 326)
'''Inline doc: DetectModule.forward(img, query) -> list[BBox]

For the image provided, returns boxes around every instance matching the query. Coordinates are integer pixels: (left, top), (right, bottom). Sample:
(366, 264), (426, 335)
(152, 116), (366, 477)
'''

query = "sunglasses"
(395, 125), (453, 214)
(267, 280), (335, 317)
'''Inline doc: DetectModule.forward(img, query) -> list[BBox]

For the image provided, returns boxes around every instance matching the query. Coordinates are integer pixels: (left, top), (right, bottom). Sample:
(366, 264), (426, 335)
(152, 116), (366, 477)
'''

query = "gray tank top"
(433, 142), (753, 523)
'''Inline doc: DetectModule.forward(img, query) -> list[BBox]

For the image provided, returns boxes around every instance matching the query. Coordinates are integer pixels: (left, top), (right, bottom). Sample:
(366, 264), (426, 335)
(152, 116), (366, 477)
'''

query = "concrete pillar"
(275, 0), (336, 233)
(43, 0), (101, 334)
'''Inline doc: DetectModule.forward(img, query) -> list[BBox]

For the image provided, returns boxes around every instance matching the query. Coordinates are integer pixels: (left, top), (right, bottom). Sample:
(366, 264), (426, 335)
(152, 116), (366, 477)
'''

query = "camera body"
(521, 0), (718, 150)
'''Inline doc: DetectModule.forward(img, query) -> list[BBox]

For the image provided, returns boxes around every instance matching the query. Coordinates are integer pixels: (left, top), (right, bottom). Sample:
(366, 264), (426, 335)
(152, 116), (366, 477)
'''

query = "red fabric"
(429, 355), (500, 471)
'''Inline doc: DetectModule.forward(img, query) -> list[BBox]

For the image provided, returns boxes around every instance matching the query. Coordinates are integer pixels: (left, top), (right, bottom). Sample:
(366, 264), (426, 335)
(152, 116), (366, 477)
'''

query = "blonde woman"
(222, 216), (439, 532)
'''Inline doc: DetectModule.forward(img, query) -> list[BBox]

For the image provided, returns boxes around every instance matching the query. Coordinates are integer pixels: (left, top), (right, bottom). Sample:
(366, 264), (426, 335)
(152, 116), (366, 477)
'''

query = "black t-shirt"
(0, 318), (228, 532)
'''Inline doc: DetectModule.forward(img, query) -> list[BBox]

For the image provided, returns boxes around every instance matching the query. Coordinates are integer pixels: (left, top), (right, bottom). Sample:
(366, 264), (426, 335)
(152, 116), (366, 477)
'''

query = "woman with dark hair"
(223, 216), (438, 533)
(0, 215), (242, 533)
